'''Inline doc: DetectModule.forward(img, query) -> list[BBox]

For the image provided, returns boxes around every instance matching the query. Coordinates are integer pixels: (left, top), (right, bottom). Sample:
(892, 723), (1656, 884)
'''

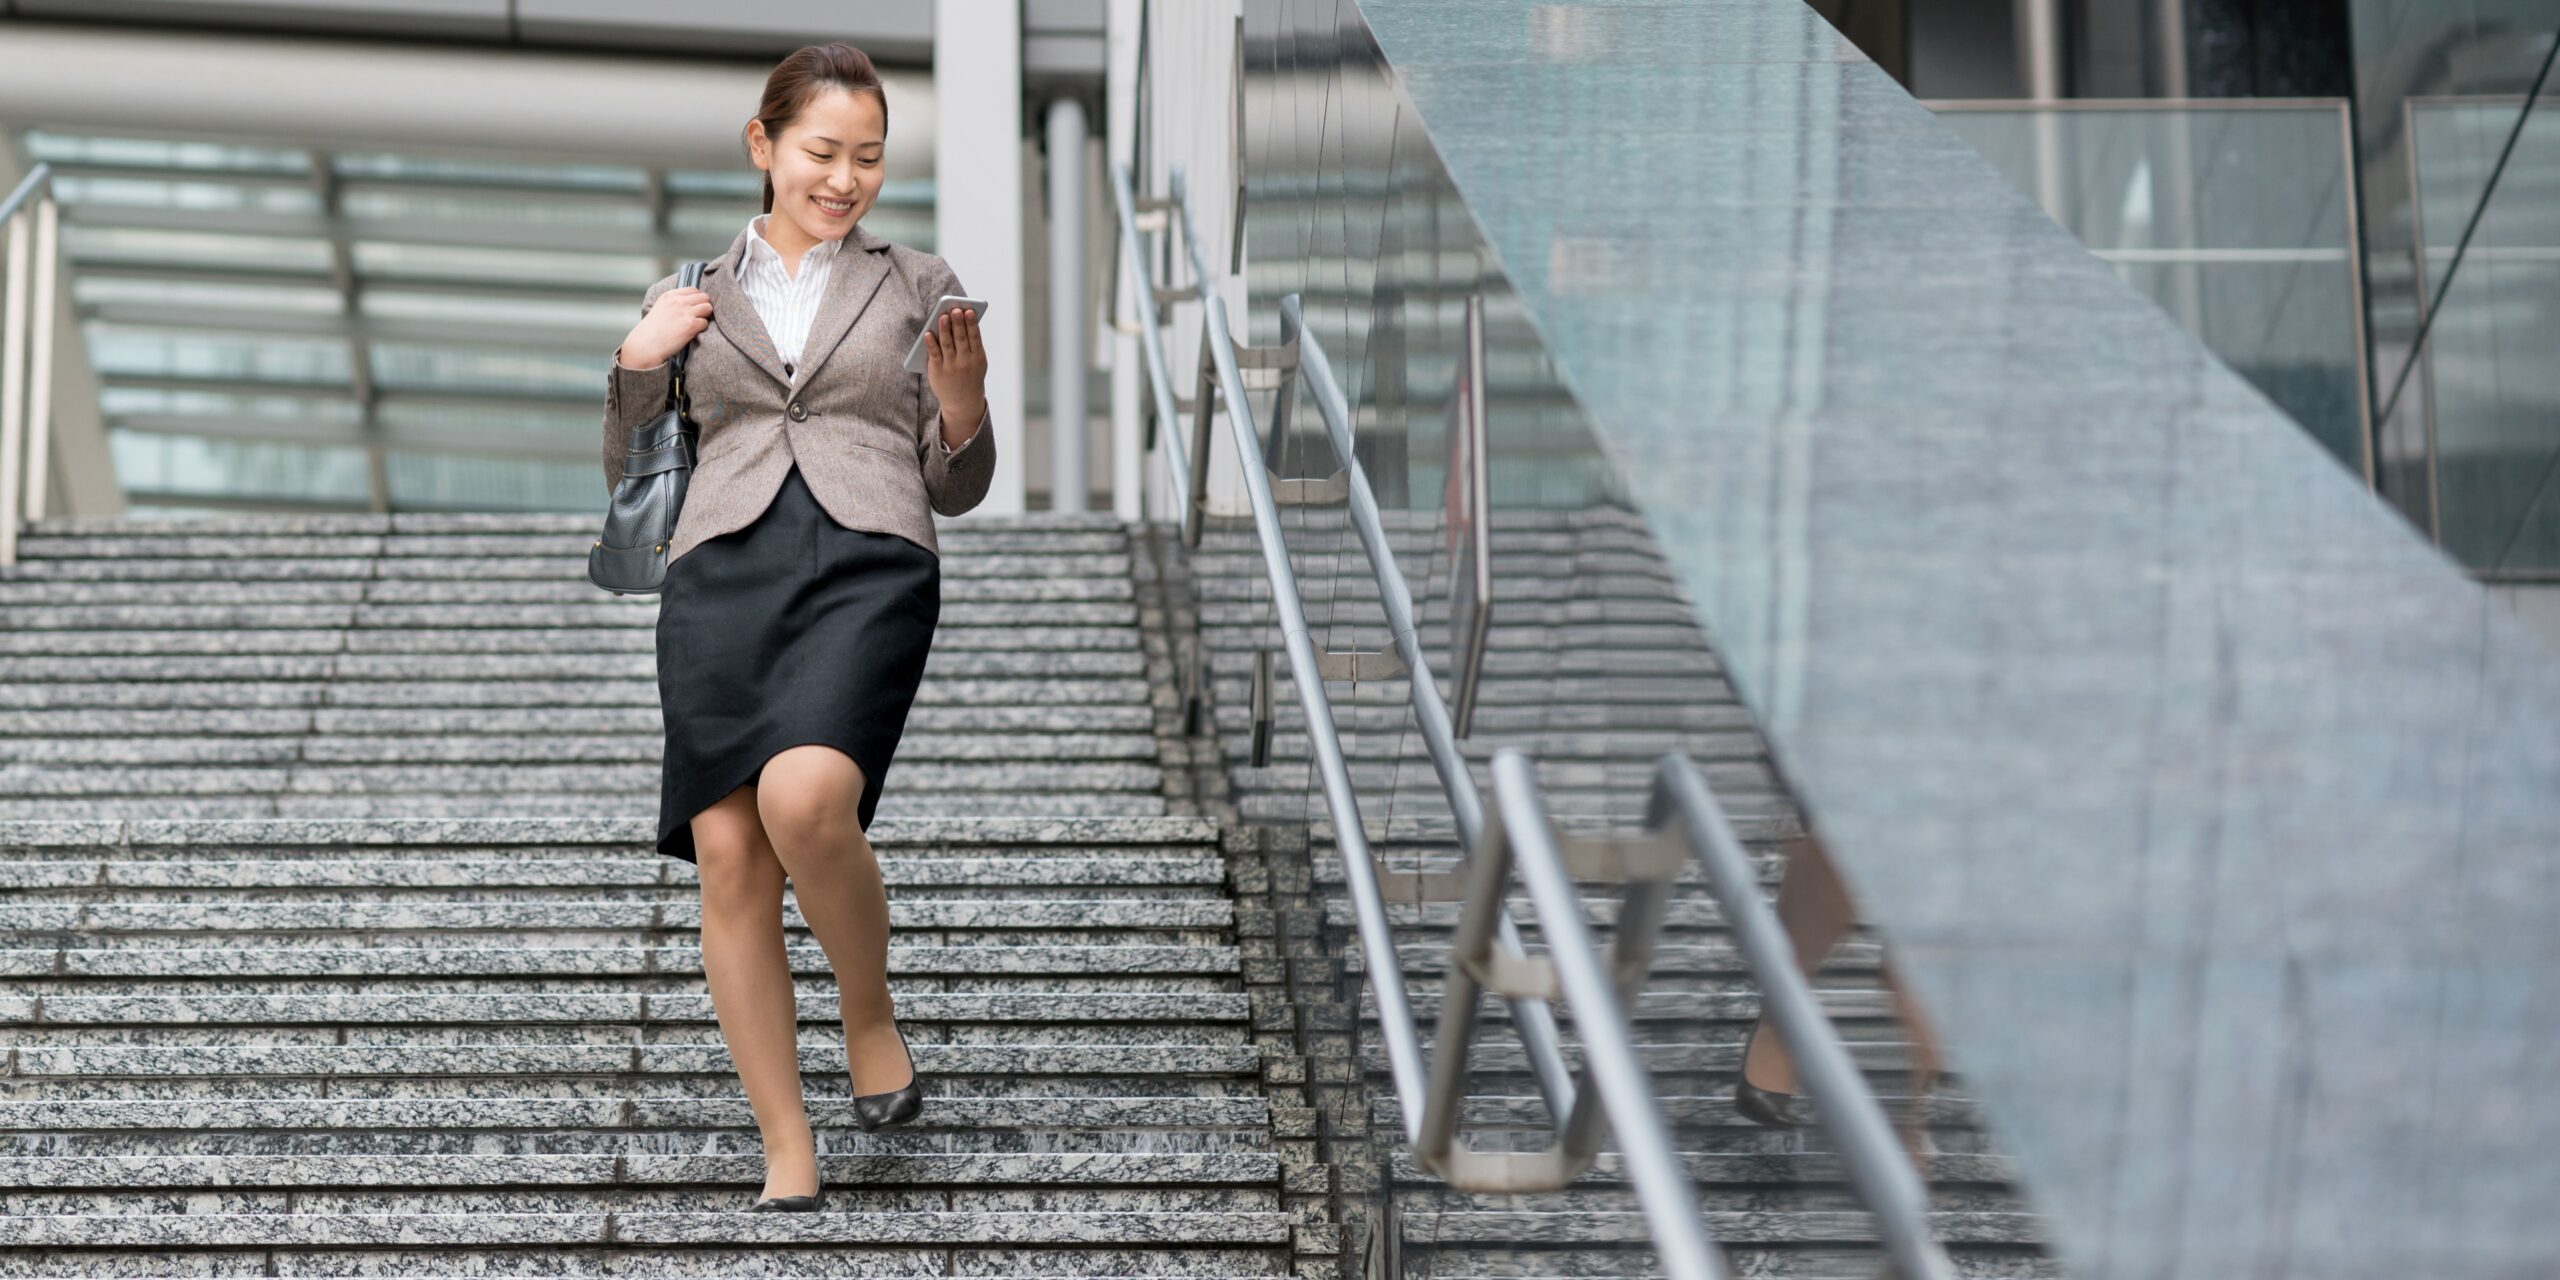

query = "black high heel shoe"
(1733, 1020), (1814, 1130)
(1733, 1077), (1813, 1130)
(851, 1019), (925, 1134)
(748, 1178), (825, 1213)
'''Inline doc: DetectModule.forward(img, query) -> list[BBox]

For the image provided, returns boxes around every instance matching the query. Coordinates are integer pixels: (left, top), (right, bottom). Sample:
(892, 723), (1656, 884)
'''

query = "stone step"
(1345, 940), (1884, 979)
(1251, 730), (1770, 769)
(1373, 1092), (1978, 1139)
(1, 732), (1166, 767)
(1307, 812), (1804, 845)
(1205, 647), (1724, 684)
(1247, 791), (1789, 826)
(0, 1095), (1276, 1136)
(1232, 758), (1778, 800)
(1402, 1210), (2039, 1246)
(0, 760), (1167, 800)
(1183, 543), (1674, 573)
(1205, 673), (1734, 710)
(2, 1041), (1265, 1082)
(0, 623), (1146, 655)
(0, 814), (1217, 852)
(6, 990), (1251, 1029)
(2, 942), (1239, 980)
(2, 851), (1221, 890)
(0, 552), (1138, 582)
(0, 675), (1155, 709)
(0, 792), (1173, 823)
(1189, 575), (1678, 606)
(1220, 701), (1760, 737)
(0, 599), (1144, 629)
(1195, 597), (1702, 629)
(1383, 1148), (2012, 1188)
(0, 896), (1234, 935)
(0, 578), (1139, 606)
(0, 650), (1150, 681)
(0, 1208), (1293, 1248)
(1405, 1250), (2055, 1280)
(0, 1150), (1283, 1188)
(20, 512), (1134, 538)
(1356, 986), (1896, 1027)
(0, 704), (1158, 736)
(1356, 1033), (1928, 1078)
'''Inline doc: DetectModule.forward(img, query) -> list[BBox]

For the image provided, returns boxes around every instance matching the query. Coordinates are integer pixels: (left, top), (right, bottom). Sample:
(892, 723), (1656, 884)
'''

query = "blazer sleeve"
(600, 271), (681, 493)
(914, 254), (998, 518)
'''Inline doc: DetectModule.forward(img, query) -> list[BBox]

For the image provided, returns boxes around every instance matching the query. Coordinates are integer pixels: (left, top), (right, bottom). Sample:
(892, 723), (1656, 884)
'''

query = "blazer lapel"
(793, 223), (895, 388)
(702, 225), (789, 387)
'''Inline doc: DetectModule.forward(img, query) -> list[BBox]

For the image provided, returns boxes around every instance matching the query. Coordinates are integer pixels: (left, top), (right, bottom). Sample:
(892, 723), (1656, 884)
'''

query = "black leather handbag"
(589, 259), (707, 596)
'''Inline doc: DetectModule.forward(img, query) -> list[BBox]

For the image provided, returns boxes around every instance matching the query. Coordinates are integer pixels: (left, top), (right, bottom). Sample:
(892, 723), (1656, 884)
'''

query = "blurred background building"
(0, 3), (2555, 1277)
(1, 2), (2552, 607)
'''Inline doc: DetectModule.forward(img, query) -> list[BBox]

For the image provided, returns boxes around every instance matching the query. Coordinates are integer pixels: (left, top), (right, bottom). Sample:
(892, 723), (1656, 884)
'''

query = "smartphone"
(905, 295), (989, 373)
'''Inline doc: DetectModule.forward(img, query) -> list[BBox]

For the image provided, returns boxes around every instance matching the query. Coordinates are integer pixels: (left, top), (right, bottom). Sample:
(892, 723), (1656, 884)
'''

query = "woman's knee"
(755, 745), (868, 851)
(692, 788), (785, 904)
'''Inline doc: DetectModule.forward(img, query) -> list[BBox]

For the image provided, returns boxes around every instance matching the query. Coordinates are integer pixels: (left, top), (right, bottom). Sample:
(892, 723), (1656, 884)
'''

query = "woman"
(598, 42), (997, 1213)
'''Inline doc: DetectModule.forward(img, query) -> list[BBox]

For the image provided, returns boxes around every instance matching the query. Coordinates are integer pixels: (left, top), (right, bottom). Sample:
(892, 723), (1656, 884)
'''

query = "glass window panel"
(384, 451), (604, 511)
(108, 428), (371, 503)
(349, 240), (656, 290)
(89, 326), (353, 384)
(50, 173), (320, 215)
(2412, 98), (2560, 571)
(77, 276), (346, 315)
(1934, 104), (2366, 477)
(367, 342), (607, 397)
(338, 186), (655, 231)
(101, 386), (366, 425)
(64, 225), (334, 272)
(361, 287), (638, 332)
(24, 129), (310, 174)
(330, 151), (647, 192)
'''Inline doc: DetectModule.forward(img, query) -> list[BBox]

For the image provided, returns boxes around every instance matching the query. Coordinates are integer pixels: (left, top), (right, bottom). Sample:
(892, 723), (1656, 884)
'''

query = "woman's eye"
(807, 152), (831, 161)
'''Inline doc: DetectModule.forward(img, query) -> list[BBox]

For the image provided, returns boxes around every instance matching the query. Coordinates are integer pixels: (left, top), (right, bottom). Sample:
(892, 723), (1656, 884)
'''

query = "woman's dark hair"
(745, 43), (890, 215)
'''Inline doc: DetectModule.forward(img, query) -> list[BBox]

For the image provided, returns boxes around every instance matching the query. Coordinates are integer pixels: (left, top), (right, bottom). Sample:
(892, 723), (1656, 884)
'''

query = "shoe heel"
(852, 1020), (927, 1134)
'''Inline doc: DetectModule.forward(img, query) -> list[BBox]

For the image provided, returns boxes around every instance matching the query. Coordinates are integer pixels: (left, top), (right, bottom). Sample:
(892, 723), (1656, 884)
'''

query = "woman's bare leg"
(755, 745), (912, 1098)
(1741, 832), (1860, 1095)
(689, 785), (817, 1201)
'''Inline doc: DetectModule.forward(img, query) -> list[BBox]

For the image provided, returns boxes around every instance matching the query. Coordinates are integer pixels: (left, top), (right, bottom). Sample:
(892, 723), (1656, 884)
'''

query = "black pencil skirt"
(654, 459), (941, 863)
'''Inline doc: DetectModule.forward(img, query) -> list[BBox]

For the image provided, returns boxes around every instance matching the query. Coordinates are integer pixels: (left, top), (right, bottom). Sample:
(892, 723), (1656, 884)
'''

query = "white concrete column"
(1045, 96), (1090, 513)
(1105, 0), (1145, 522)
(934, 0), (1026, 516)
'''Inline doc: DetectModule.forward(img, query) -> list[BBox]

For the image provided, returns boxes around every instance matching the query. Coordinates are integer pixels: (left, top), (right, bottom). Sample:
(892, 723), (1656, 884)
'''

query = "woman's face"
(753, 85), (887, 245)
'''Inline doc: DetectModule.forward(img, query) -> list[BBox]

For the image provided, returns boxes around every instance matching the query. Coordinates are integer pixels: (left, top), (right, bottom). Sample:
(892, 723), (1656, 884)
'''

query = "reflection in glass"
(2408, 97), (2560, 570)
(1933, 102), (2369, 478)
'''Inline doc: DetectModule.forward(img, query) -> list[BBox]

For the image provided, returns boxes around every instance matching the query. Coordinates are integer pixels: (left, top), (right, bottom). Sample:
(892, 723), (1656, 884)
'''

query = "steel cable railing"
(1113, 156), (1954, 1279)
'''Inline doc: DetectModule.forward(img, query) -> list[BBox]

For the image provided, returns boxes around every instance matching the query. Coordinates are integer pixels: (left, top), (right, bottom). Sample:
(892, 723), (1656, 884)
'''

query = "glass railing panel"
(2408, 95), (2560, 572)
(1931, 102), (2369, 479)
(2345, 1), (2559, 530)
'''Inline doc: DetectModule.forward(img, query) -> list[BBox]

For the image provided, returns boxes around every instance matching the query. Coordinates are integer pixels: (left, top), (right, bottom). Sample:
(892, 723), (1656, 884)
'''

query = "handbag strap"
(665, 259), (707, 414)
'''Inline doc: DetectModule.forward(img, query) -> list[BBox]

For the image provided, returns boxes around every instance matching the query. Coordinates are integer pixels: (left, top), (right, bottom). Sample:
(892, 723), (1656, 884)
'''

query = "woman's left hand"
(924, 306), (988, 430)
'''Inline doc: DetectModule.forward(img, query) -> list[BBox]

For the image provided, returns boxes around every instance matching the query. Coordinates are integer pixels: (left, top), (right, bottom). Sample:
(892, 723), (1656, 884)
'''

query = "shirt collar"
(745, 212), (845, 276)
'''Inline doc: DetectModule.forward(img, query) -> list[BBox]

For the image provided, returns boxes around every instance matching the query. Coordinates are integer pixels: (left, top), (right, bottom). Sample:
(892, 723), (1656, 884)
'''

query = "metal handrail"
(1277, 290), (1577, 1113)
(1115, 154), (1948, 1277)
(1156, 162), (1584, 1131)
(1106, 159), (1196, 541)
(0, 161), (62, 569)
(1659, 753), (1957, 1280)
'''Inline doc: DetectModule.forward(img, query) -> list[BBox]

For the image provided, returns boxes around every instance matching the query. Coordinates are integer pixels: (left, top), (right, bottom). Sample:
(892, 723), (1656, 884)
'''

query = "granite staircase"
(0, 509), (1331, 1276)
(1178, 507), (2057, 1278)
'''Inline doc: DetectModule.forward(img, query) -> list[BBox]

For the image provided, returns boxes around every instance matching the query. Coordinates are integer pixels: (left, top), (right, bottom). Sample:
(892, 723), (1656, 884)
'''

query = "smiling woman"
(609, 39), (997, 1218)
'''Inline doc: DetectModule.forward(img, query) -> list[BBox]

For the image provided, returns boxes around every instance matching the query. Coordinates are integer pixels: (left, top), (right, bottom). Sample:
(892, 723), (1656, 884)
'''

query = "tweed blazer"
(599, 221), (997, 566)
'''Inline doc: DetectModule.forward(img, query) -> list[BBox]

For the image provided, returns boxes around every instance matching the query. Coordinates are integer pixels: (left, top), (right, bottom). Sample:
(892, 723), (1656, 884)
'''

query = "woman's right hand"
(615, 286), (713, 370)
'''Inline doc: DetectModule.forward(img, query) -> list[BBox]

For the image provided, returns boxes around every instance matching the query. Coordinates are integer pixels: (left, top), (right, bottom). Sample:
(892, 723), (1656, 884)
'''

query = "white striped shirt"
(739, 212), (845, 383)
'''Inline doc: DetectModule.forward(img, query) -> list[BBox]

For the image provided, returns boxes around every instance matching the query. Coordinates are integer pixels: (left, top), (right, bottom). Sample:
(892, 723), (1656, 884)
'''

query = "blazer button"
(788, 400), (808, 421)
